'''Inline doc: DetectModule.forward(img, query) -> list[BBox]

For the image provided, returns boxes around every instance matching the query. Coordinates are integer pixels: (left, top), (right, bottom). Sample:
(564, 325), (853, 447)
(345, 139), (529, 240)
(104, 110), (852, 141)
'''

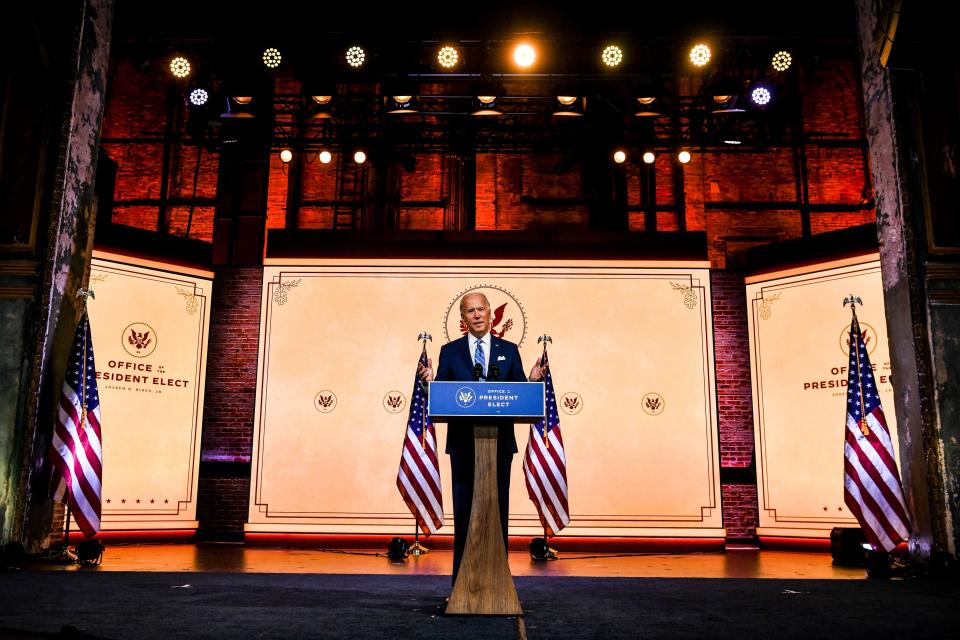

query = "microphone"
(488, 365), (500, 381)
(473, 363), (484, 380)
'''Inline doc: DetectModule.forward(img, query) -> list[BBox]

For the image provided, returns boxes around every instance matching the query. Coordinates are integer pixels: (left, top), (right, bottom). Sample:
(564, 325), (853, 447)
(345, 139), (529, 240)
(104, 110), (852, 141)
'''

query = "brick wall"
(97, 52), (875, 544)
(712, 270), (760, 541)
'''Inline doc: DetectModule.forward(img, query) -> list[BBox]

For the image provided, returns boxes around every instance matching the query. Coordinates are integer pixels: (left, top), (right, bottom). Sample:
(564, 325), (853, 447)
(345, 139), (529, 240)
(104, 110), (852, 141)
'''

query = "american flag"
(843, 312), (911, 552)
(396, 350), (443, 536)
(523, 350), (570, 536)
(51, 313), (103, 539)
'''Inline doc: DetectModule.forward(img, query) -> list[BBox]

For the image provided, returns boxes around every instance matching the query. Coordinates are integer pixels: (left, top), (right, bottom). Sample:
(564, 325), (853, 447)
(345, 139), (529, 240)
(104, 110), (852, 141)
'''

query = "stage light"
(643, 151), (655, 164)
(312, 95), (332, 105)
(189, 88), (208, 106)
(601, 45), (623, 67)
(385, 95), (417, 114)
(723, 138), (742, 145)
(772, 50), (792, 72)
(318, 150), (332, 164)
(529, 537), (557, 561)
(634, 95), (663, 117)
(553, 95), (585, 116)
(307, 92), (334, 120)
(354, 150), (367, 164)
(387, 537), (409, 560)
(472, 95), (502, 116)
(262, 47), (282, 69)
(346, 46), (366, 68)
(751, 86), (772, 105)
(221, 96), (255, 119)
(513, 43), (536, 68)
(678, 150), (691, 164)
(437, 45), (459, 69)
(613, 150), (627, 164)
(170, 56), (191, 78)
(75, 539), (104, 567)
(279, 149), (293, 163)
(689, 43), (711, 67)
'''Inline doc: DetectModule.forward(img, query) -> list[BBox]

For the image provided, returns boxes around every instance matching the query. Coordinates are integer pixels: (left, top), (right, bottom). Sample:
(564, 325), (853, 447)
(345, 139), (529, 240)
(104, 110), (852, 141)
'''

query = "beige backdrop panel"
(247, 260), (723, 537)
(746, 258), (898, 538)
(84, 254), (212, 530)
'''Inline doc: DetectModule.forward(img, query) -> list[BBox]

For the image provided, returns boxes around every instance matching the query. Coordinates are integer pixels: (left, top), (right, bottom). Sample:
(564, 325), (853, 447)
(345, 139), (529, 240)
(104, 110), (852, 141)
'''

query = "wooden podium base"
(445, 425), (523, 616)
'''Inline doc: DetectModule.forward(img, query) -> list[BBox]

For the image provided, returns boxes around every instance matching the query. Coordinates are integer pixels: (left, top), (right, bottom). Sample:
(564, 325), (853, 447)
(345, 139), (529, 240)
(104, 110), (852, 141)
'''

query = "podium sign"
(427, 381), (545, 420)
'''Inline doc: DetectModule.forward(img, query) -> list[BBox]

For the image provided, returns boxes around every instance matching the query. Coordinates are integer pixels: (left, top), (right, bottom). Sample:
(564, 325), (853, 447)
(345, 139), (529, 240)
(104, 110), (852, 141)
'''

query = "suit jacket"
(435, 334), (526, 454)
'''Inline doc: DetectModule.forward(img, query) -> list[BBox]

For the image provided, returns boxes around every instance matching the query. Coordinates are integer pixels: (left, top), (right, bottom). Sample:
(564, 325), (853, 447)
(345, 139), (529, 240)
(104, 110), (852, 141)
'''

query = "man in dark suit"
(419, 292), (544, 582)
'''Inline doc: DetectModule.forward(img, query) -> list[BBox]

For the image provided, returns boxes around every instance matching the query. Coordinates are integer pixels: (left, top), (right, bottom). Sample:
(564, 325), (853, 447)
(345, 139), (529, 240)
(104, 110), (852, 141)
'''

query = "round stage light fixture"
(346, 46), (366, 68)
(601, 45), (623, 67)
(232, 96), (253, 105)
(437, 45), (459, 69)
(311, 95), (333, 105)
(613, 150), (627, 164)
(689, 43), (711, 67)
(772, 50), (792, 72)
(643, 151), (656, 164)
(386, 537), (409, 560)
(724, 138), (743, 145)
(262, 47), (282, 69)
(170, 56), (191, 78)
(513, 43), (536, 69)
(279, 149), (293, 163)
(354, 150), (367, 164)
(678, 150), (692, 164)
(751, 86), (772, 105)
(189, 88), (208, 106)
(556, 96), (578, 106)
(318, 150), (332, 164)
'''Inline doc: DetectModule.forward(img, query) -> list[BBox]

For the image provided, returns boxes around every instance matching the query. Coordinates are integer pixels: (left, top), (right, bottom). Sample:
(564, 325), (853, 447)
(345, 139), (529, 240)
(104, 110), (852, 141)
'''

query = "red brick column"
(196, 267), (262, 539)
(711, 270), (760, 542)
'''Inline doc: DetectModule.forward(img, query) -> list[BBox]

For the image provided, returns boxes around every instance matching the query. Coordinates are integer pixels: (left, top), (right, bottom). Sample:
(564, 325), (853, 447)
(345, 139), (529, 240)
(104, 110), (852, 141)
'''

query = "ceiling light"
(262, 47), (282, 69)
(170, 56), (191, 78)
(689, 43), (711, 67)
(279, 149), (293, 163)
(613, 150), (626, 164)
(354, 150), (367, 164)
(601, 45), (623, 67)
(346, 46), (366, 68)
(772, 50), (792, 72)
(678, 150), (692, 164)
(513, 43), (536, 68)
(642, 151), (655, 164)
(318, 150), (332, 164)
(437, 45), (459, 69)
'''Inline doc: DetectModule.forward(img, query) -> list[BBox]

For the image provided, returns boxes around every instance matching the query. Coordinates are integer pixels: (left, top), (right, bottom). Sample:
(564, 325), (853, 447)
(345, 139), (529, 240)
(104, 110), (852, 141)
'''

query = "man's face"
(460, 294), (492, 338)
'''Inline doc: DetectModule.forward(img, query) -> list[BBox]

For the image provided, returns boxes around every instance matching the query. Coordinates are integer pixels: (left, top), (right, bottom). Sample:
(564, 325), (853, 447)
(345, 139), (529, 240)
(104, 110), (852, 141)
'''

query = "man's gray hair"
(459, 291), (491, 314)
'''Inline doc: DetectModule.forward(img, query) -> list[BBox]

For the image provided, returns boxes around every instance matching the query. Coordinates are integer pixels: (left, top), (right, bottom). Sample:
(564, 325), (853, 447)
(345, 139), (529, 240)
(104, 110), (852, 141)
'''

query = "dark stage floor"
(1, 546), (957, 639)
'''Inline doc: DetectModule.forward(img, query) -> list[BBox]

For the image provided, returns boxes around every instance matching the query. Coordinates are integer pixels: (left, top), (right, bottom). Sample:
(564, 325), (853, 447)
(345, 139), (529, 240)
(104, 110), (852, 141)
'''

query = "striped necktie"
(474, 338), (486, 379)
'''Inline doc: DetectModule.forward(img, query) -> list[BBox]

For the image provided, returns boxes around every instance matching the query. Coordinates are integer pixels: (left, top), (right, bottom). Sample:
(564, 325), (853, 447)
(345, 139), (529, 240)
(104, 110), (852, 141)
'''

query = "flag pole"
(537, 334), (552, 449)
(844, 294), (870, 437)
(409, 331), (433, 557)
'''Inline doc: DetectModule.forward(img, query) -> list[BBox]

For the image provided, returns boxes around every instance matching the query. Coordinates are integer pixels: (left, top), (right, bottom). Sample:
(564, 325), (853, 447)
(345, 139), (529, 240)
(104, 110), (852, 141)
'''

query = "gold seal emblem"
(121, 322), (158, 358)
(560, 392), (583, 415)
(383, 391), (406, 414)
(641, 392), (665, 416)
(443, 284), (527, 346)
(839, 322), (878, 356)
(314, 390), (337, 414)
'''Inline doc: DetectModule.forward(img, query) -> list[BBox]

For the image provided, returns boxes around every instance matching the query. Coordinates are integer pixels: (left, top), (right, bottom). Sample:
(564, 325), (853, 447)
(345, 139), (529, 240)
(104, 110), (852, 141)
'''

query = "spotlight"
(751, 86), (772, 105)
(723, 138), (742, 145)
(354, 150), (367, 164)
(437, 45), (459, 69)
(220, 96), (255, 119)
(472, 95), (502, 116)
(75, 539), (104, 567)
(386, 537), (409, 560)
(513, 43), (536, 69)
(279, 149), (293, 163)
(689, 43), (711, 67)
(312, 95), (332, 105)
(553, 95), (585, 117)
(262, 47), (282, 69)
(678, 150), (692, 164)
(346, 46), (366, 68)
(601, 45), (623, 67)
(318, 150), (332, 164)
(613, 150), (627, 164)
(772, 50), (792, 72)
(643, 151), (655, 164)
(384, 94), (417, 114)
(188, 88), (208, 106)
(170, 56), (191, 79)
(634, 94), (663, 117)
(529, 537), (557, 561)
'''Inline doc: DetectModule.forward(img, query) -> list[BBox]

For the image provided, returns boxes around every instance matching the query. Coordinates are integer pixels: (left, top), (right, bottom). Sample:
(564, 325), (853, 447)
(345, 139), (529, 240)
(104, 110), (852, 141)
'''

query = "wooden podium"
(445, 424), (522, 615)
(427, 382), (545, 616)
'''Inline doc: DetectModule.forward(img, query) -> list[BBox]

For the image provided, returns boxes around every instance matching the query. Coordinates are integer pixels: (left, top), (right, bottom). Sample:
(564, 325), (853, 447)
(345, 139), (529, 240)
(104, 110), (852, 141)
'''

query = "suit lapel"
(458, 335), (472, 373)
